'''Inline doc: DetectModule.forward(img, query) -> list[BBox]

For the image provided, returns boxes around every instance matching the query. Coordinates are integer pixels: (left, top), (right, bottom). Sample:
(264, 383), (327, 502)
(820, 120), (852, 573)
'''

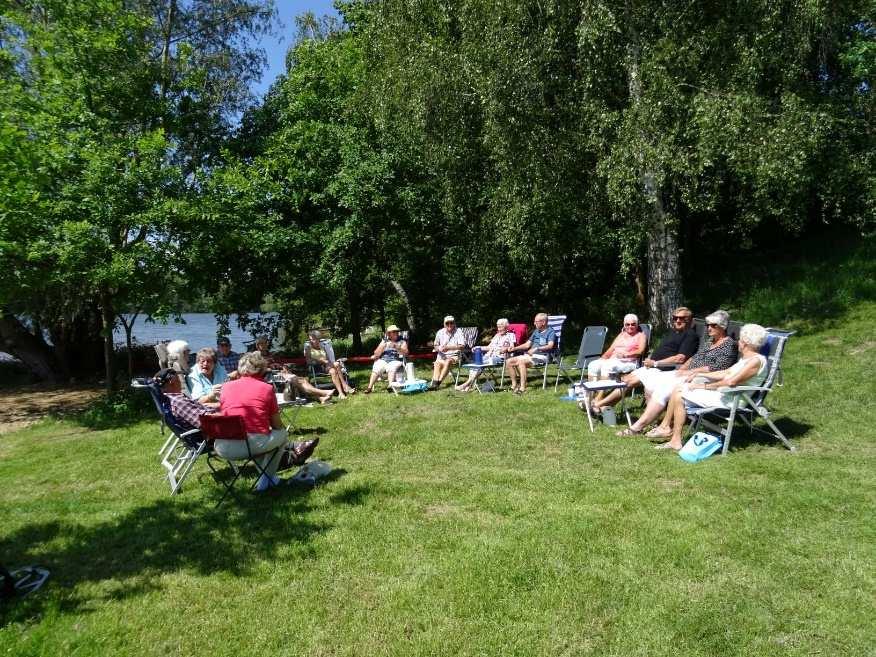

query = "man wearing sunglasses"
(590, 307), (698, 414)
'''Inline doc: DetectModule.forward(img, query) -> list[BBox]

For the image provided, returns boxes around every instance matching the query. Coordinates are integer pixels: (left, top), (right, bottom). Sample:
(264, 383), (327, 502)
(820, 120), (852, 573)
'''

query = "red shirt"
(219, 376), (278, 435)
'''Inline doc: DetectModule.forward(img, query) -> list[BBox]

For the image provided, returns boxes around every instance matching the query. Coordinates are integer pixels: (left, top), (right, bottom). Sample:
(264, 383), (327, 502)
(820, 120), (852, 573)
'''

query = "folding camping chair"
(453, 326), (482, 386)
(138, 380), (213, 495)
(305, 337), (349, 390)
(202, 414), (285, 507)
(1, 564), (49, 599)
(686, 328), (796, 454)
(528, 315), (566, 390)
(554, 325), (609, 390)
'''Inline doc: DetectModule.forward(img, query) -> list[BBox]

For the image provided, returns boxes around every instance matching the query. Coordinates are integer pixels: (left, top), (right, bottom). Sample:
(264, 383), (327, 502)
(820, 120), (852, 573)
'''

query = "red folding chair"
(201, 414), (283, 507)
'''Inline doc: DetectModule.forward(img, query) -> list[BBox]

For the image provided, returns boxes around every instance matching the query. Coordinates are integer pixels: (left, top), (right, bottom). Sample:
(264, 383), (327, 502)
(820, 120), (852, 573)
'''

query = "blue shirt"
(217, 350), (240, 374)
(529, 327), (556, 353)
(187, 363), (229, 399)
(380, 338), (406, 362)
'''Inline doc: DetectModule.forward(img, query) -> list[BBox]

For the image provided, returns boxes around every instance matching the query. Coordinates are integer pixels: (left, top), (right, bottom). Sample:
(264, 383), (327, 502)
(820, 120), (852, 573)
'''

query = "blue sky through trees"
(253, 0), (339, 96)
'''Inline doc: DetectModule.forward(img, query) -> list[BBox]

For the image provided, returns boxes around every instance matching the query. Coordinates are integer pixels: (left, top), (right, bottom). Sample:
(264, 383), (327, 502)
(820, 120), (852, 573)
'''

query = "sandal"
(363, 387), (372, 394)
(646, 426), (672, 438)
(616, 427), (642, 437)
(654, 442), (680, 451)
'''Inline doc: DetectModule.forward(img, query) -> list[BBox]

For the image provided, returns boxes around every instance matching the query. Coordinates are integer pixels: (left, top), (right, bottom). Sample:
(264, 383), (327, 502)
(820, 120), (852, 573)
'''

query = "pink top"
(607, 330), (645, 362)
(219, 376), (278, 435)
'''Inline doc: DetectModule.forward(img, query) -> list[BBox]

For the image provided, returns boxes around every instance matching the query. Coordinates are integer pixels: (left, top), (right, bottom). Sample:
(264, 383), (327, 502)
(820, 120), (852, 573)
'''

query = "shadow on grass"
(291, 426), (329, 436)
(0, 491), (331, 624)
(726, 417), (814, 451)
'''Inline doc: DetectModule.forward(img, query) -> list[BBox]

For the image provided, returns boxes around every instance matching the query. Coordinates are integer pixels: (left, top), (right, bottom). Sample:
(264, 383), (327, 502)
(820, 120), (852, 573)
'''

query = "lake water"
(112, 313), (276, 351)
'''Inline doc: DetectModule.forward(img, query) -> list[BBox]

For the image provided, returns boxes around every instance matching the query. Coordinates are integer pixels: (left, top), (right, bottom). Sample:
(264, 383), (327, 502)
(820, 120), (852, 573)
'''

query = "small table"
(580, 380), (630, 432)
(460, 360), (504, 393)
(275, 393), (311, 432)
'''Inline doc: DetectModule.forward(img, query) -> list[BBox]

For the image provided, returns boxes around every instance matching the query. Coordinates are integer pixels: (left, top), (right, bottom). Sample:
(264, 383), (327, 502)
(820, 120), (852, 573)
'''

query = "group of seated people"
(154, 350), (318, 492)
(582, 307), (770, 450)
(158, 306), (769, 461)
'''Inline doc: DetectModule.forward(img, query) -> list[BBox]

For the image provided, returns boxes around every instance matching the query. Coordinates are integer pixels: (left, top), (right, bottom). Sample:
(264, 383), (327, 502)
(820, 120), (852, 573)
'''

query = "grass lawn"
(1, 299), (874, 656)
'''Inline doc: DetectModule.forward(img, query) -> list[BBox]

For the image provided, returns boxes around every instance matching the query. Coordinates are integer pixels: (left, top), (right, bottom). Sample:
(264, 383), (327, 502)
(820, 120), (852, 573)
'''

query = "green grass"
(1, 300), (874, 655)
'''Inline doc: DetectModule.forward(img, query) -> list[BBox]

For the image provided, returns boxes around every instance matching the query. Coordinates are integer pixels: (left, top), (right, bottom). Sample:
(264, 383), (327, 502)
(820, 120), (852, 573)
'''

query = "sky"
(252, 0), (340, 97)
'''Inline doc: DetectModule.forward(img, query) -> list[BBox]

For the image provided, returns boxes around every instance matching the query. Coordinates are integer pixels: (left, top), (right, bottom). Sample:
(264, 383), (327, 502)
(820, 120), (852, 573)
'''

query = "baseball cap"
(443, 315), (455, 324)
(153, 368), (178, 386)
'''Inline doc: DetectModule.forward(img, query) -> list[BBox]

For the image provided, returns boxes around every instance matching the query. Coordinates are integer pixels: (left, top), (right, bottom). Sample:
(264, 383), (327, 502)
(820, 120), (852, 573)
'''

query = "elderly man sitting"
(216, 337), (241, 380)
(588, 307), (699, 414)
(153, 365), (318, 484)
(430, 315), (465, 390)
(505, 312), (556, 395)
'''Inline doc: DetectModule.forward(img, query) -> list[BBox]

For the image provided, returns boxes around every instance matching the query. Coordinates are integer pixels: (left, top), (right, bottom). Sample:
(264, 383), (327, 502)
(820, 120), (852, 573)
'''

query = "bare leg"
(431, 359), (443, 383)
(517, 360), (529, 391)
(366, 369), (380, 392)
(296, 378), (334, 403)
(456, 369), (479, 391)
(666, 389), (688, 449)
(506, 357), (519, 389)
(596, 374), (640, 411)
(629, 398), (669, 432)
(328, 368), (346, 398)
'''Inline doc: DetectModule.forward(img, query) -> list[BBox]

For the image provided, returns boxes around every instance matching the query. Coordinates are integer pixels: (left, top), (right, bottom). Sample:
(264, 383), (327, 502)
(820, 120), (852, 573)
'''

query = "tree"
(0, 0), (278, 387)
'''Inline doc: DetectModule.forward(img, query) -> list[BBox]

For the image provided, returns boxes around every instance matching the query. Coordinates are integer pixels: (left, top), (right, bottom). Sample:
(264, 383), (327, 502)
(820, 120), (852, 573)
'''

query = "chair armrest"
(657, 364), (679, 371)
(181, 428), (202, 439)
(716, 385), (770, 394)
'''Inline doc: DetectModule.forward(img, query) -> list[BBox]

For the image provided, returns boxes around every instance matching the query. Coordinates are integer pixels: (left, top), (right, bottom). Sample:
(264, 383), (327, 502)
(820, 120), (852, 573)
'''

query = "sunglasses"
(671, 315), (690, 322)
(623, 322), (637, 326)
(706, 322), (719, 328)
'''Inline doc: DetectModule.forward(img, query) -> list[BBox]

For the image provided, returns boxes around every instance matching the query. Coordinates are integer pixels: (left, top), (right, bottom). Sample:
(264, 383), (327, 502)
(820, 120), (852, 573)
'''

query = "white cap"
(443, 315), (455, 324)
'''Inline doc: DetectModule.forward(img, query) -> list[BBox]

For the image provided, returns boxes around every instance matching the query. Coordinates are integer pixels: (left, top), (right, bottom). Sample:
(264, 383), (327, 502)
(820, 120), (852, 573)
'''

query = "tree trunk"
(389, 278), (417, 334)
(118, 311), (140, 381)
(99, 286), (118, 393)
(347, 288), (363, 354)
(0, 312), (61, 383)
(627, 41), (682, 329)
(644, 203), (682, 328)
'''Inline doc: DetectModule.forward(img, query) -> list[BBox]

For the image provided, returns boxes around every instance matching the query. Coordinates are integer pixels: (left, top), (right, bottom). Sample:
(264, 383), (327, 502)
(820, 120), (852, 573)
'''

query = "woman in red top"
(218, 351), (288, 491)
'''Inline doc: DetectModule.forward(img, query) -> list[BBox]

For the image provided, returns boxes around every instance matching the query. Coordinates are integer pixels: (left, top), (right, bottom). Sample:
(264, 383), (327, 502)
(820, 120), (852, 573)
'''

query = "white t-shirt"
(435, 328), (464, 358)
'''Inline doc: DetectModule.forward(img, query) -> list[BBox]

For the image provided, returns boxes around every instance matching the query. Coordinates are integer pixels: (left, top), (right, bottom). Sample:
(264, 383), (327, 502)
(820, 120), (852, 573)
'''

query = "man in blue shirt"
(216, 337), (241, 378)
(505, 312), (556, 395)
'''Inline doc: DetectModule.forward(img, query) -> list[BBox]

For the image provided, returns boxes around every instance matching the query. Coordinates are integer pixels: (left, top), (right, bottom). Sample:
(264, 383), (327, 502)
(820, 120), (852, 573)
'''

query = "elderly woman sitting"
(617, 309), (738, 436)
(217, 352), (290, 492)
(166, 339), (191, 373)
(187, 347), (229, 404)
(650, 324), (770, 451)
(305, 330), (354, 399)
(588, 314), (647, 380)
(586, 314), (647, 411)
(455, 318), (516, 392)
(365, 325), (409, 393)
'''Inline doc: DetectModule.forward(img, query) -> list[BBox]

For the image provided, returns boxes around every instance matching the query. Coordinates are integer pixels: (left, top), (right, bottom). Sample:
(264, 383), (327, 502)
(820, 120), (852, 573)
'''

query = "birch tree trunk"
(389, 278), (417, 335)
(627, 42), (682, 329)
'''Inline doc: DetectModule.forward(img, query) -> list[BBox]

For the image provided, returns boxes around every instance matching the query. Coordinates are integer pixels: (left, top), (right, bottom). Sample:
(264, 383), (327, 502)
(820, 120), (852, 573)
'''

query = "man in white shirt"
(430, 315), (465, 390)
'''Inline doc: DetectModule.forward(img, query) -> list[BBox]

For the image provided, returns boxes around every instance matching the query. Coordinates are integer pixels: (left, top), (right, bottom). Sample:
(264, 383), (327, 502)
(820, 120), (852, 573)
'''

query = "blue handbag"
(679, 431), (723, 462)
